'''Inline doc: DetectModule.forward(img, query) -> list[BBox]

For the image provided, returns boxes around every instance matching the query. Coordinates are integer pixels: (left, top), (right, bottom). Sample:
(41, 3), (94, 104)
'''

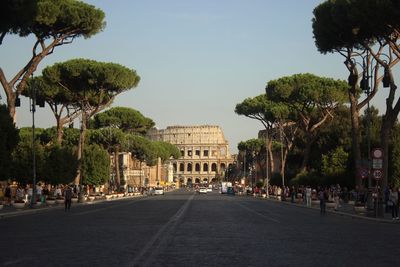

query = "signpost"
(372, 148), (383, 181)
(373, 169), (383, 180)
(371, 148), (384, 218)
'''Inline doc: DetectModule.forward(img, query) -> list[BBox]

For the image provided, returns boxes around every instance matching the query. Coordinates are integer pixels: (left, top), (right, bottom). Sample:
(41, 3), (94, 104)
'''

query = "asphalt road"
(1, 189), (399, 267)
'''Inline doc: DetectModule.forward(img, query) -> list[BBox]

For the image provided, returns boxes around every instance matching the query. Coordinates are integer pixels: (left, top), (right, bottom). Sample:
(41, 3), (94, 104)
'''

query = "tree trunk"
(300, 135), (312, 172)
(7, 95), (16, 123)
(268, 139), (274, 176)
(281, 148), (289, 184)
(75, 111), (87, 185)
(56, 116), (63, 145)
(114, 145), (121, 189)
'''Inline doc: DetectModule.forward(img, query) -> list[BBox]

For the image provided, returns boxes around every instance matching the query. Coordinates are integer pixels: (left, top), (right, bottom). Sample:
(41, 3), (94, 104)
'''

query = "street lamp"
(347, 49), (389, 216)
(28, 75), (45, 208)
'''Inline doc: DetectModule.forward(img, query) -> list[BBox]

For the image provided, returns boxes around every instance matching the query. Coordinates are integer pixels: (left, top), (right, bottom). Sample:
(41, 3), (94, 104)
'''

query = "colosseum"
(147, 125), (234, 185)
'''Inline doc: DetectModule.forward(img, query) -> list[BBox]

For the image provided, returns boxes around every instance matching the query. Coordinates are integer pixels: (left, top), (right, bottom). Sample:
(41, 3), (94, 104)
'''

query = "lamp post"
(30, 75), (37, 208)
(348, 50), (389, 216)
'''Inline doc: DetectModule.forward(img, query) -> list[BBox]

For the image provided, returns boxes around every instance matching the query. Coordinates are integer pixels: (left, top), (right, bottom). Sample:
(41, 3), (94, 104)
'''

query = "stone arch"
(179, 163), (184, 172)
(173, 163), (177, 172)
(195, 178), (200, 184)
(187, 162), (193, 172)
(203, 163), (209, 172)
(195, 163), (201, 172)
(220, 163), (226, 171)
(211, 163), (217, 172)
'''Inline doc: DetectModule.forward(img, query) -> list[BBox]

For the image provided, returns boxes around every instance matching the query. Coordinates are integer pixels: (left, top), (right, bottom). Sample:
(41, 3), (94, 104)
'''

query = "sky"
(0, 0), (393, 154)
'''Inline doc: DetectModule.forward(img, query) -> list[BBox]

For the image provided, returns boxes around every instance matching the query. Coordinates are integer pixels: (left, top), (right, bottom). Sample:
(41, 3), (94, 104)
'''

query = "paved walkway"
(262, 196), (399, 224)
(0, 194), (145, 219)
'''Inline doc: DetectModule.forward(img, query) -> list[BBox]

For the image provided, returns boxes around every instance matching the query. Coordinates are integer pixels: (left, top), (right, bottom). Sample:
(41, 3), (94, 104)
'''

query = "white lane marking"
(128, 194), (194, 267)
(72, 198), (146, 216)
(236, 202), (280, 223)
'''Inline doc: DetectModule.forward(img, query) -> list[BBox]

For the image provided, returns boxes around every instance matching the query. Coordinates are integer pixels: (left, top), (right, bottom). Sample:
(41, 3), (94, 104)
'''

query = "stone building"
(147, 125), (234, 185)
(114, 152), (173, 188)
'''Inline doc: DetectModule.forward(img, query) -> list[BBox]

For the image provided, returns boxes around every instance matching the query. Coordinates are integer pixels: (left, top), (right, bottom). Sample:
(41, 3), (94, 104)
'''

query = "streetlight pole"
(354, 49), (389, 216)
(30, 75), (37, 208)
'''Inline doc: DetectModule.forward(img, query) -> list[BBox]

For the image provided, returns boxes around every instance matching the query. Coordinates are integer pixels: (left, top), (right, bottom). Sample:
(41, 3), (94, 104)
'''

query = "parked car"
(199, 187), (208, 194)
(154, 187), (164, 195)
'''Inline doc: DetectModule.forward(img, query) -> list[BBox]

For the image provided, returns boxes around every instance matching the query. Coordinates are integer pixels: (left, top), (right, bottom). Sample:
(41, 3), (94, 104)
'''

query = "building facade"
(115, 152), (173, 188)
(147, 125), (234, 185)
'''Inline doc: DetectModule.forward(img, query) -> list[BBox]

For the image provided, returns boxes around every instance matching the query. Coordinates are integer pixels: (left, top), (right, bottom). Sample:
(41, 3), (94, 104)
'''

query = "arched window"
(220, 163), (226, 172)
(187, 163), (193, 172)
(203, 163), (209, 172)
(173, 163), (177, 172)
(195, 163), (201, 172)
(211, 163), (217, 172)
(179, 163), (184, 172)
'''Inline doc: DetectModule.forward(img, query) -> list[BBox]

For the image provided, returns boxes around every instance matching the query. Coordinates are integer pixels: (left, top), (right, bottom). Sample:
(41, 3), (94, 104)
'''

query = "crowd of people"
(237, 183), (400, 220)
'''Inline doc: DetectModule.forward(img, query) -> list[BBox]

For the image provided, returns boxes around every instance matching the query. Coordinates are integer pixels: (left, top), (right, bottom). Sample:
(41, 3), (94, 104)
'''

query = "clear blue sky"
(0, 0), (390, 154)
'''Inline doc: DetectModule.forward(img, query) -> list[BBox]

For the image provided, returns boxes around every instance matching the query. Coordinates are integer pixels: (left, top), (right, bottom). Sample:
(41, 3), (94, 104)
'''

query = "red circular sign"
(373, 169), (383, 180)
(372, 148), (383, 159)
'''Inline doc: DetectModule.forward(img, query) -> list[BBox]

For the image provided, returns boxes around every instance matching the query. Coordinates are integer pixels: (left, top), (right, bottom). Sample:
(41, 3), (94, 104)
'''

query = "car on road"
(154, 187), (164, 195)
(199, 187), (207, 194)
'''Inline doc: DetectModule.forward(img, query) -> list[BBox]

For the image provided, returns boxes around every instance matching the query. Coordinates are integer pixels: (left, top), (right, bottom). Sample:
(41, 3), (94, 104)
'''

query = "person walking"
(319, 187), (327, 215)
(4, 184), (11, 206)
(389, 186), (399, 220)
(64, 185), (73, 212)
(290, 186), (295, 203)
(333, 187), (340, 211)
(306, 186), (312, 207)
(16, 185), (25, 202)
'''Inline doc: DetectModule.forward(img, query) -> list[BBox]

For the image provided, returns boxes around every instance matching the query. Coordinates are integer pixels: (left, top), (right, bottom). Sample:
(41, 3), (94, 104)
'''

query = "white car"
(199, 187), (207, 194)
(154, 187), (164, 195)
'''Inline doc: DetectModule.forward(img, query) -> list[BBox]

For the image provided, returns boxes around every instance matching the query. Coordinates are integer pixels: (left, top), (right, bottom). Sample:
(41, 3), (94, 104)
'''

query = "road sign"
(372, 148), (383, 159)
(358, 167), (369, 179)
(372, 159), (383, 169)
(373, 169), (383, 180)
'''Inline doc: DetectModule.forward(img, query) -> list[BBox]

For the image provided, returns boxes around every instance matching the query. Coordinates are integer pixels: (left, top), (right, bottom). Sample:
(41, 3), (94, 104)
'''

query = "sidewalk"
(0, 193), (145, 219)
(261, 196), (399, 224)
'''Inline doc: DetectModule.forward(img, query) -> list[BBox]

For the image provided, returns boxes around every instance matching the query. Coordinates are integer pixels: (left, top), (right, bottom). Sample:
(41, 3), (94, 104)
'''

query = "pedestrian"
(36, 183), (42, 203)
(319, 187), (327, 215)
(333, 187), (340, 211)
(55, 186), (62, 198)
(64, 185), (73, 212)
(26, 184), (33, 203)
(290, 186), (295, 203)
(42, 185), (49, 203)
(0, 185), (3, 203)
(306, 186), (312, 207)
(4, 183), (11, 206)
(388, 186), (399, 220)
(16, 185), (25, 201)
